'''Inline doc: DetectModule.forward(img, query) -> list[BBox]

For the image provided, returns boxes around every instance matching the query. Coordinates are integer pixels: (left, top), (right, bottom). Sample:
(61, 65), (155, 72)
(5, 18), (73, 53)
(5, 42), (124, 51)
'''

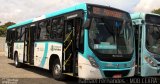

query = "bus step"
(23, 61), (29, 63)
(63, 73), (73, 76)
(23, 62), (34, 65)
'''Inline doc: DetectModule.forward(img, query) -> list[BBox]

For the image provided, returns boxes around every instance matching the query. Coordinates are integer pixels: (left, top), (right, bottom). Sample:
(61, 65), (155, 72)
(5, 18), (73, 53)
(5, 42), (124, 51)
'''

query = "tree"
(0, 22), (15, 37)
(152, 8), (160, 14)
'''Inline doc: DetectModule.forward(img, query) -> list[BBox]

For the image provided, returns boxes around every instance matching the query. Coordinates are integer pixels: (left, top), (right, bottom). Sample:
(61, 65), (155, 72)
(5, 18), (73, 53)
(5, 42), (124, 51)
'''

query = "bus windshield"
(146, 14), (160, 54)
(89, 17), (133, 55)
(146, 24), (160, 54)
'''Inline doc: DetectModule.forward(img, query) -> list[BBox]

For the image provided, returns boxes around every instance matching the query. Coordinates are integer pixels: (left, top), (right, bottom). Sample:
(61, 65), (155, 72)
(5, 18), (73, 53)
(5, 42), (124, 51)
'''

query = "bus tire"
(14, 53), (21, 68)
(52, 58), (64, 80)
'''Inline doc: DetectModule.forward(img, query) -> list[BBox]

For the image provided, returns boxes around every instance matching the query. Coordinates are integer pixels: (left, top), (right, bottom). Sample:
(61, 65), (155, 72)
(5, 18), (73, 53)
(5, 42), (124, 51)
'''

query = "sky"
(0, 0), (160, 24)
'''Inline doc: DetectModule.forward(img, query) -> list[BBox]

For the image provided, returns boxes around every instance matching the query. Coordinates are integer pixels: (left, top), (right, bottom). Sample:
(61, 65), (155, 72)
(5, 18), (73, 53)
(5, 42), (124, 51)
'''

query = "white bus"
(6, 3), (135, 80)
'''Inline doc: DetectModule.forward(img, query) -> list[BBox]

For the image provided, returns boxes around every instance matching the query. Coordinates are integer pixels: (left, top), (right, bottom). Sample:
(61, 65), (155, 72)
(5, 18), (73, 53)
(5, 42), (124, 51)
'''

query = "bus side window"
(51, 19), (57, 39)
(36, 25), (41, 40)
(46, 20), (51, 40)
(20, 27), (25, 41)
(15, 27), (22, 41)
(51, 17), (64, 41)
(57, 18), (64, 39)
(38, 21), (47, 40)
(6, 30), (10, 43)
(11, 29), (16, 42)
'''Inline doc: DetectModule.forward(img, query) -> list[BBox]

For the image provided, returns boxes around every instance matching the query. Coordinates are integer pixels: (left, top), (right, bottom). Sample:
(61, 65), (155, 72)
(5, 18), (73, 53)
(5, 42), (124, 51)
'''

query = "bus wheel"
(52, 59), (64, 80)
(14, 53), (21, 68)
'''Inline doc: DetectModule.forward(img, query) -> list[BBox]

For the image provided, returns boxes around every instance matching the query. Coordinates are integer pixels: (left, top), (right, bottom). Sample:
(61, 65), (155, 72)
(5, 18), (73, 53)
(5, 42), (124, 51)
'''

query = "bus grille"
(103, 70), (130, 77)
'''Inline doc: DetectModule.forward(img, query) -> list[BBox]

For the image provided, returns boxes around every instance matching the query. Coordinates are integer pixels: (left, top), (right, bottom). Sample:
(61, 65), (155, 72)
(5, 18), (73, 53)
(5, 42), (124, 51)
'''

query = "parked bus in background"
(131, 13), (160, 76)
(6, 3), (135, 80)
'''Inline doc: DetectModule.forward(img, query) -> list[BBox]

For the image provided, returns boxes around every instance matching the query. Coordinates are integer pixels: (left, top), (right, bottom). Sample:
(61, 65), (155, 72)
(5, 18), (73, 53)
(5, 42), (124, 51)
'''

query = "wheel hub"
(15, 57), (18, 65)
(54, 64), (61, 75)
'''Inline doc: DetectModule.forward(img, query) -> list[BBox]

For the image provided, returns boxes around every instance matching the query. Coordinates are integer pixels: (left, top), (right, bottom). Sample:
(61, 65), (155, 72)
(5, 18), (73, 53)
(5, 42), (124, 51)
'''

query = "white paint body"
(5, 43), (8, 57)
(34, 42), (63, 69)
(13, 42), (135, 79)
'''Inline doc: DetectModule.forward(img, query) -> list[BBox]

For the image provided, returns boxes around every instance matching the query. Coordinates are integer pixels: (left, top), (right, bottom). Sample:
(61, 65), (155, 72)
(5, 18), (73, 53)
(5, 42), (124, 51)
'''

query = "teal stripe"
(7, 19), (33, 29)
(40, 42), (49, 67)
(35, 41), (62, 44)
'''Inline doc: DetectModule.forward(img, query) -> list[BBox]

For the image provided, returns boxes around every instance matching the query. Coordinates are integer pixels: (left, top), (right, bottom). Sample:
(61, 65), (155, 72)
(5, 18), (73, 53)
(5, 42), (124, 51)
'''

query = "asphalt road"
(0, 56), (160, 84)
(0, 56), (77, 84)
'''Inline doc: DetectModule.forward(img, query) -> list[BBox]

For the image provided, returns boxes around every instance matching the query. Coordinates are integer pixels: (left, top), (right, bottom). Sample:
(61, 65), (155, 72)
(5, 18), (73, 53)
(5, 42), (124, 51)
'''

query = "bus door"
(7, 30), (15, 59)
(62, 18), (82, 76)
(23, 25), (35, 65)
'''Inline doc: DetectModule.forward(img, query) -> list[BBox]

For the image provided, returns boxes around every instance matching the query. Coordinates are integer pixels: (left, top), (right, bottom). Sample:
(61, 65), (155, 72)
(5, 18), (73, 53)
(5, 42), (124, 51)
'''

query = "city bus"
(6, 3), (135, 80)
(131, 13), (160, 76)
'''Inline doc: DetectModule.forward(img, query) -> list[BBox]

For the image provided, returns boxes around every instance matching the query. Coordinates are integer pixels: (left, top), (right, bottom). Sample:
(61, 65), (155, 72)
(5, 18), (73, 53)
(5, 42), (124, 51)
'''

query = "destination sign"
(92, 7), (127, 19)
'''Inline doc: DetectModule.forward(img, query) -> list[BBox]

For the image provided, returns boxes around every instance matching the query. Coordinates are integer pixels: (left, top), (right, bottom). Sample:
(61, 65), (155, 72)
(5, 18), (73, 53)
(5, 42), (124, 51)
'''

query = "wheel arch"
(49, 54), (61, 71)
(14, 51), (18, 60)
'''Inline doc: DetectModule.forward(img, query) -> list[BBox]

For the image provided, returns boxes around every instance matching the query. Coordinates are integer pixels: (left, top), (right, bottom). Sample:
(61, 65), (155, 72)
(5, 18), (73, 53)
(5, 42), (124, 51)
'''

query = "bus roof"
(130, 12), (160, 20)
(8, 3), (130, 30)
(7, 3), (87, 29)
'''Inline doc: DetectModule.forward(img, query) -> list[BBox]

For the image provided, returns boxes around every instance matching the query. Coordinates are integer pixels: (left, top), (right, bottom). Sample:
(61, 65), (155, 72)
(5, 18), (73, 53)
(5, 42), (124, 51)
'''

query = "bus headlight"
(131, 61), (135, 67)
(124, 61), (135, 68)
(88, 56), (99, 68)
(144, 56), (157, 67)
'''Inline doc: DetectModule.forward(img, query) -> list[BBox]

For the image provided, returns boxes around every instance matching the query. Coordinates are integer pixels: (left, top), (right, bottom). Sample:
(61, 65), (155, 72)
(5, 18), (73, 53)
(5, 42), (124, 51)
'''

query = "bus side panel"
(34, 42), (46, 67)
(43, 43), (62, 70)
(141, 54), (160, 76)
(5, 43), (8, 57)
(140, 24), (160, 76)
(34, 42), (62, 70)
(14, 42), (24, 63)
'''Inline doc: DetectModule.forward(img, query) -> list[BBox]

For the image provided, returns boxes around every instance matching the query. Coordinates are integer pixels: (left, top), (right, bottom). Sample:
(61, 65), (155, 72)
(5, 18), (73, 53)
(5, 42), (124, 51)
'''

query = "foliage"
(152, 8), (160, 14)
(0, 22), (15, 37)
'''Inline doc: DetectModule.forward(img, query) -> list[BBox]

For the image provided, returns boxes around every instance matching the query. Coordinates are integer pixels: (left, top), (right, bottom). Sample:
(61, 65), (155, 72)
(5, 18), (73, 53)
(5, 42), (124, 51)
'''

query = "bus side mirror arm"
(141, 20), (145, 24)
(132, 21), (136, 25)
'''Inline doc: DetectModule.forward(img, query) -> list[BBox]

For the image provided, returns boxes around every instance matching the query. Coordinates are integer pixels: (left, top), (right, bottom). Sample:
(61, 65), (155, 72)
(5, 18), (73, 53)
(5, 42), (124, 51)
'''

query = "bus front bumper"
(141, 63), (160, 76)
(78, 63), (135, 79)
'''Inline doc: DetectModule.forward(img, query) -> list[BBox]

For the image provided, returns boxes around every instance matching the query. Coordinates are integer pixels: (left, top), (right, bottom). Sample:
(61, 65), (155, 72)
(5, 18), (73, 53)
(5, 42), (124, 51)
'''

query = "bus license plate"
(113, 74), (122, 78)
